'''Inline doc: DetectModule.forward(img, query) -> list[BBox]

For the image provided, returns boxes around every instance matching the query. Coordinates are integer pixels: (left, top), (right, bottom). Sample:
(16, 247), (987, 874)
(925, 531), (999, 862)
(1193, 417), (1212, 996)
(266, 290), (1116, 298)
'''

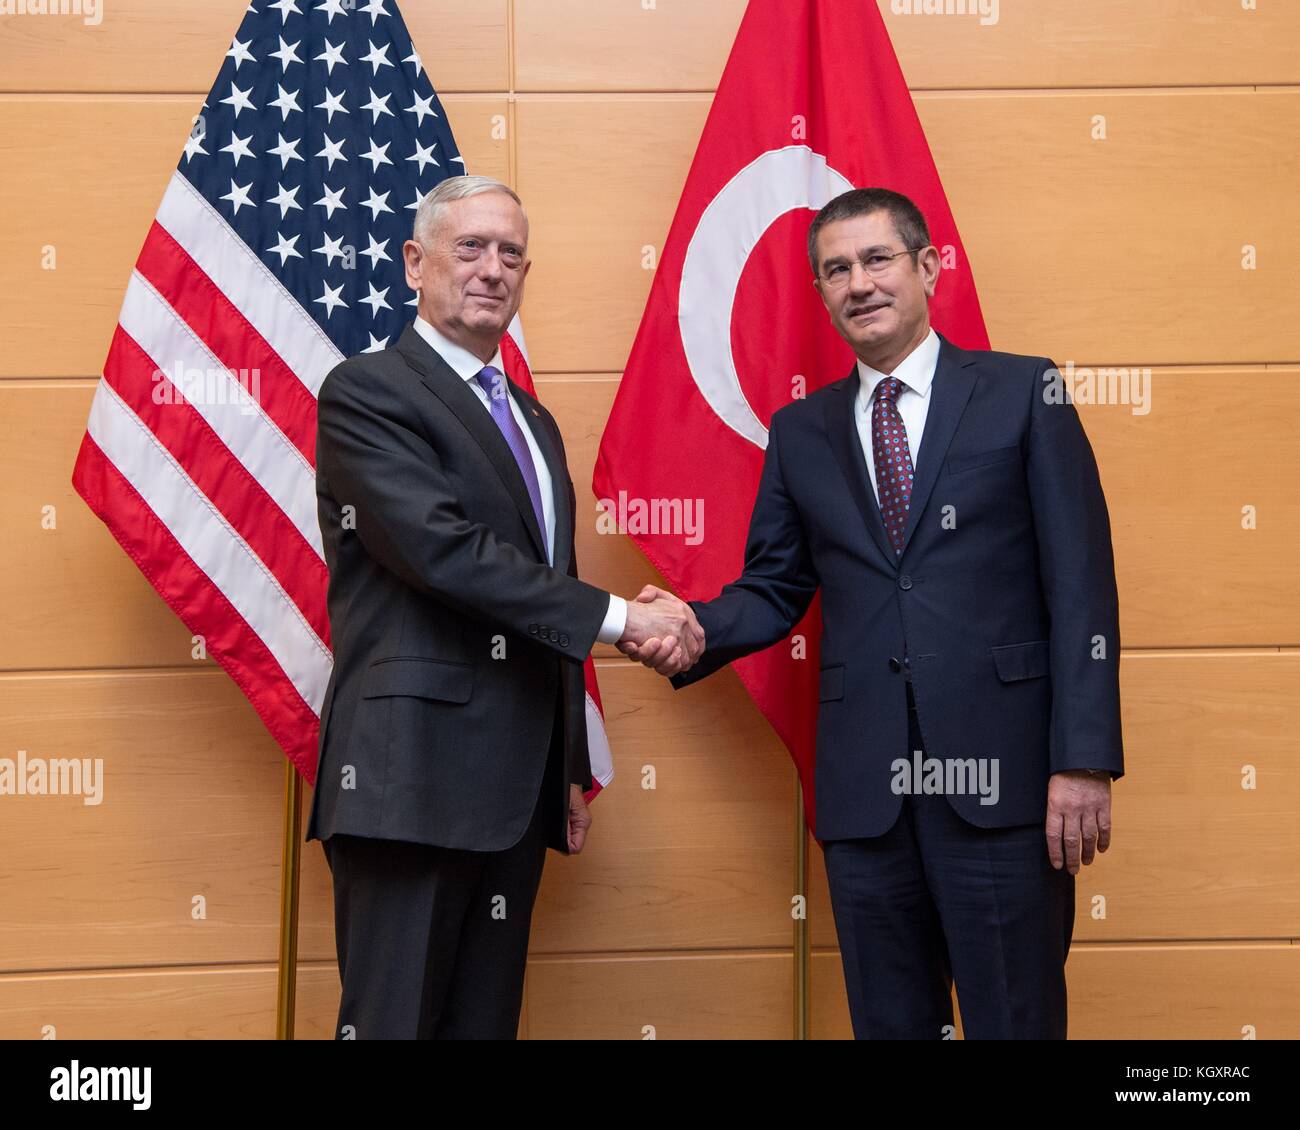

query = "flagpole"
(794, 766), (811, 1039)
(275, 759), (303, 1040)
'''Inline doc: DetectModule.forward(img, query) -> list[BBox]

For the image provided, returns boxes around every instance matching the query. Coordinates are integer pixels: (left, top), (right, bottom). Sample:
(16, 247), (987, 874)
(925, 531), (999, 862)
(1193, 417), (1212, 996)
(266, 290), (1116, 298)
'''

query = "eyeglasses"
(817, 248), (925, 289)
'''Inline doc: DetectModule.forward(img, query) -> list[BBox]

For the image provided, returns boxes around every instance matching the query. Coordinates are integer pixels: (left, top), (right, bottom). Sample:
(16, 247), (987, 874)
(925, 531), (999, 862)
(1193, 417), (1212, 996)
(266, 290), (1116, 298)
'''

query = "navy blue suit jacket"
(672, 332), (1124, 838)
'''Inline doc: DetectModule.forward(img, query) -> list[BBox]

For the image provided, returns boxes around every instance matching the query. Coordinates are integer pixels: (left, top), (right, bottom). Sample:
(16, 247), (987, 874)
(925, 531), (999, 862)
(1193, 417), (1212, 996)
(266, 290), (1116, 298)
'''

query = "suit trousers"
(821, 681), (1075, 1039)
(322, 734), (561, 1040)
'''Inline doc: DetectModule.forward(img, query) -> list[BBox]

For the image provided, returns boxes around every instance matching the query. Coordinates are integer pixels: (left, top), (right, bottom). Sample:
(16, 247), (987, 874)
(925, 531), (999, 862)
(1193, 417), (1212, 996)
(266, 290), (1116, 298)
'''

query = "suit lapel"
(822, 369), (896, 567)
(396, 324), (549, 564)
(898, 332), (979, 557)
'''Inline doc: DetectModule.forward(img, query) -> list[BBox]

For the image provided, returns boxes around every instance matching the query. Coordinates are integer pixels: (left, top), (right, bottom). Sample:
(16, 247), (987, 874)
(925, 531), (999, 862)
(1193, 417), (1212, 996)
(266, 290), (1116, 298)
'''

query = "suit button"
(529, 623), (538, 635)
(888, 657), (902, 673)
(899, 575), (913, 591)
(550, 630), (559, 643)
(560, 634), (570, 646)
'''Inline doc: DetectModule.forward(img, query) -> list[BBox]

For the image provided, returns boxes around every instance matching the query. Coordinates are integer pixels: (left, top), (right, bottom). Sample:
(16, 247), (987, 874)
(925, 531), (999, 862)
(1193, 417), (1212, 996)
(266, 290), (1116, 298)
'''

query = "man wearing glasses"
(625, 187), (1124, 1039)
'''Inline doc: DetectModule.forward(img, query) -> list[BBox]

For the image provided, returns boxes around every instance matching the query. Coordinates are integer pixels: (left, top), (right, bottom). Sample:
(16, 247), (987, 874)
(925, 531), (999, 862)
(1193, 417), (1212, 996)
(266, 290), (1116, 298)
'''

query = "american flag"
(71, 0), (613, 793)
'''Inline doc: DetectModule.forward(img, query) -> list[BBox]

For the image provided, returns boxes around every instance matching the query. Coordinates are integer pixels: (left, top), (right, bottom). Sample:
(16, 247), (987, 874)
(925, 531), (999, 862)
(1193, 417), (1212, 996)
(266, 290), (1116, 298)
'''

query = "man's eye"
(866, 256), (889, 267)
(828, 265), (848, 277)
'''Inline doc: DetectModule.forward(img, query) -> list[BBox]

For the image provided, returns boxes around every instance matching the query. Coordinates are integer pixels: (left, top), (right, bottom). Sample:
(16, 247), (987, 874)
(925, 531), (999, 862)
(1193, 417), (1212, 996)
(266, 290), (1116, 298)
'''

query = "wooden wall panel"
(514, 92), (1300, 374)
(516, 1), (1300, 92)
(531, 662), (794, 952)
(0, 669), (337, 972)
(525, 951), (791, 1039)
(0, 0), (508, 94)
(812, 944), (1300, 1040)
(0, 96), (509, 379)
(0, 962), (340, 1040)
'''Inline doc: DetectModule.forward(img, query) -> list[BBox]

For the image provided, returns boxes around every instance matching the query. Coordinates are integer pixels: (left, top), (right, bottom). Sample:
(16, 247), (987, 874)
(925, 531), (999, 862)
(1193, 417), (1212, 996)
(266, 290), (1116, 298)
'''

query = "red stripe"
(137, 222), (320, 464)
(71, 433), (324, 783)
(102, 325), (330, 644)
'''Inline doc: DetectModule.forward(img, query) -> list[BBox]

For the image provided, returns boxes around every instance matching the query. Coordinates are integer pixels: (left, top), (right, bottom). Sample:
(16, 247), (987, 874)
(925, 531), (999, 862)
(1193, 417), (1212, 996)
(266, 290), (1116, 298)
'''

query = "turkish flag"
(593, 0), (988, 833)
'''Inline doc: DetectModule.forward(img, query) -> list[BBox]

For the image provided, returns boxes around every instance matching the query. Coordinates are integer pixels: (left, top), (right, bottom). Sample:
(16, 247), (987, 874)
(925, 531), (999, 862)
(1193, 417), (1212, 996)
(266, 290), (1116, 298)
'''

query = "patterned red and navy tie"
(871, 376), (914, 556)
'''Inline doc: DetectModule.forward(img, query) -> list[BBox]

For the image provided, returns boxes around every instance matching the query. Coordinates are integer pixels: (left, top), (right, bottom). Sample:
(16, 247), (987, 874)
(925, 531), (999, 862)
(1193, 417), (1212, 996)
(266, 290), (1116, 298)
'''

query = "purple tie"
(871, 376), (915, 556)
(474, 365), (548, 553)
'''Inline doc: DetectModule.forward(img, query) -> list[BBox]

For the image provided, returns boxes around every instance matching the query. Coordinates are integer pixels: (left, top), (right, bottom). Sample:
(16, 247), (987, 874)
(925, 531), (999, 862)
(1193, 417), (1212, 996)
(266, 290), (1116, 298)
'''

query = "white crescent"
(678, 145), (854, 450)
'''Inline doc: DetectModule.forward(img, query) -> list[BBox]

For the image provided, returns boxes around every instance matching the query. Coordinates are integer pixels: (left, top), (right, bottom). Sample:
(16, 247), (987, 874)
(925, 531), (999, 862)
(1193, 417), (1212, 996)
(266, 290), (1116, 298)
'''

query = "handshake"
(616, 584), (706, 677)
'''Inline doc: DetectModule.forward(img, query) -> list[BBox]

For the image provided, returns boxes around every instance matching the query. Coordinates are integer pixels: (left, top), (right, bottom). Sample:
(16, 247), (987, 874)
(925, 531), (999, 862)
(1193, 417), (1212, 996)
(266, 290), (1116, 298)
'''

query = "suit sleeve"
(671, 411), (819, 690)
(316, 360), (609, 663)
(1026, 358), (1125, 778)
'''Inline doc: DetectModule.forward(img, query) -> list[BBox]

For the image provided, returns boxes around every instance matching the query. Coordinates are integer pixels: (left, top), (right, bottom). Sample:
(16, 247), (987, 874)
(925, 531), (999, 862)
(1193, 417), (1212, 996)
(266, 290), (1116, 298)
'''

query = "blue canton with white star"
(180, 0), (464, 359)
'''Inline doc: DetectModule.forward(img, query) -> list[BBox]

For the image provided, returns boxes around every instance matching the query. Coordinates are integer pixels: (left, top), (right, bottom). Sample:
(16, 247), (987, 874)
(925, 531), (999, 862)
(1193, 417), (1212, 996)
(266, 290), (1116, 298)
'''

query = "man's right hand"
(617, 584), (705, 677)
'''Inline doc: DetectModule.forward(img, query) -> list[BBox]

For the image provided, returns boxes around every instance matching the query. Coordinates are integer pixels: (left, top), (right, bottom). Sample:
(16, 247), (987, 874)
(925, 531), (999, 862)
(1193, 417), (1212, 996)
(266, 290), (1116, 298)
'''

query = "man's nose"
(847, 262), (876, 295)
(477, 248), (504, 280)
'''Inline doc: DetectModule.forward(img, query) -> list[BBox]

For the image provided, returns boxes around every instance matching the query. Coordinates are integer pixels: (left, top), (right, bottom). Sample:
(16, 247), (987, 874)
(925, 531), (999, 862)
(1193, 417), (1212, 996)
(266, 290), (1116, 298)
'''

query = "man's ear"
(919, 245), (941, 297)
(402, 239), (424, 292)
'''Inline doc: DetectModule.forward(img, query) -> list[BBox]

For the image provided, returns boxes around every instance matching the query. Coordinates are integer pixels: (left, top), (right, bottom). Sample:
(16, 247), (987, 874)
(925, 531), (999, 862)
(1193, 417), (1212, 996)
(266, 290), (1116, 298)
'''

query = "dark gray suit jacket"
(305, 323), (609, 853)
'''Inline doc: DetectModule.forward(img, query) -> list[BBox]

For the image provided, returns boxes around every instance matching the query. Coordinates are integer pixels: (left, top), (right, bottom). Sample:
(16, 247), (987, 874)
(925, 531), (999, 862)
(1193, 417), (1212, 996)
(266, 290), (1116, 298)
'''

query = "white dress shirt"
(412, 316), (627, 644)
(854, 328), (941, 503)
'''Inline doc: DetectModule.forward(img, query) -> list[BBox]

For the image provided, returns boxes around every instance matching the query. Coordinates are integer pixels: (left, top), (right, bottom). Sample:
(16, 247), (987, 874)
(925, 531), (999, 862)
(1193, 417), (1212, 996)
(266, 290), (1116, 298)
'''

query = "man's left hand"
(1046, 770), (1112, 874)
(568, 784), (592, 854)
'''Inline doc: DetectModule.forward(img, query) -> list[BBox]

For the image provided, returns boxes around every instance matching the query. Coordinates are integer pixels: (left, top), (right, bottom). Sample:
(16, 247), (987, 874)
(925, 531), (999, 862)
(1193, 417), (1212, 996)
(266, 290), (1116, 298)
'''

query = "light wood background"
(1, 0), (1297, 1040)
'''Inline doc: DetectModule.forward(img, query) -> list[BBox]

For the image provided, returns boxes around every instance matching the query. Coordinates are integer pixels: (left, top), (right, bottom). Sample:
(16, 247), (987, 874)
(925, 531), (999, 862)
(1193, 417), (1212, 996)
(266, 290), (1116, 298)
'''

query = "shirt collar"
(412, 316), (504, 384)
(856, 327), (940, 406)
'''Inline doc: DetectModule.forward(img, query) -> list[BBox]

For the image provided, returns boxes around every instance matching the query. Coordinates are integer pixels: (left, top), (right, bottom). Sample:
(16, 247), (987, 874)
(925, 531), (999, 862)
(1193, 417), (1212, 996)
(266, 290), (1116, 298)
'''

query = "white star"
(405, 292), (419, 307)
(404, 92), (437, 127)
(269, 36), (303, 69)
(266, 232), (303, 266)
(182, 130), (208, 163)
(220, 82), (256, 119)
(403, 188), (427, 212)
(360, 0), (389, 24)
(269, 84), (302, 121)
(315, 39), (347, 74)
(267, 133), (303, 169)
(451, 155), (466, 167)
(313, 232), (348, 266)
(360, 40), (394, 75)
(226, 37), (256, 70)
(360, 283), (392, 317)
(316, 87), (349, 123)
(362, 333), (390, 353)
(360, 139), (393, 172)
(220, 132), (255, 166)
(315, 0), (347, 23)
(315, 184), (347, 219)
(403, 47), (423, 77)
(268, 0), (302, 24)
(220, 179), (255, 215)
(362, 88), (394, 123)
(406, 139), (439, 175)
(360, 234), (392, 269)
(314, 281), (348, 320)
(316, 133), (347, 170)
(362, 188), (394, 220)
(267, 181), (303, 219)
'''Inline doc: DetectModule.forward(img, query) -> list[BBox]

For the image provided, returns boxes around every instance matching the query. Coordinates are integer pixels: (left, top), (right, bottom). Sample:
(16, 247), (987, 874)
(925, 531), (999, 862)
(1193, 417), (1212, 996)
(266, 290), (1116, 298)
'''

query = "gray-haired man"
(306, 176), (704, 1039)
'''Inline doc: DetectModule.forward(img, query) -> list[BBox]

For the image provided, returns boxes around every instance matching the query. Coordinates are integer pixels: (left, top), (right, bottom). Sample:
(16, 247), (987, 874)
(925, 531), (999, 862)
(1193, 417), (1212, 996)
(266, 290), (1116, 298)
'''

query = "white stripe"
(119, 271), (324, 559)
(155, 171), (343, 397)
(86, 380), (332, 713)
(507, 314), (531, 368)
(585, 693), (614, 788)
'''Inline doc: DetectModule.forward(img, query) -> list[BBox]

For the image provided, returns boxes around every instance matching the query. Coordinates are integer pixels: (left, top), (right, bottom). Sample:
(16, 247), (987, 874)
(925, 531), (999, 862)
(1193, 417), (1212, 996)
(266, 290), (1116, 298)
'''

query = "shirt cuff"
(596, 594), (628, 645)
